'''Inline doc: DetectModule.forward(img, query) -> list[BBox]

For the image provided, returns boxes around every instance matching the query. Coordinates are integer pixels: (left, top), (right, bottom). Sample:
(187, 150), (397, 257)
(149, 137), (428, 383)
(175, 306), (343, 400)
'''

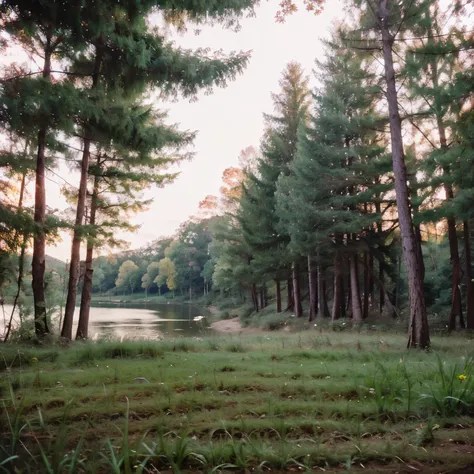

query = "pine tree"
(0, 0), (87, 337)
(276, 30), (392, 326)
(346, 0), (431, 347)
(238, 62), (309, 315)
(449, 64), (474, 328)
(74, 104), (191, 339)
(0, 135), (36, 341)
(60, 0), (255, 339)
(403, 0), (472, 330)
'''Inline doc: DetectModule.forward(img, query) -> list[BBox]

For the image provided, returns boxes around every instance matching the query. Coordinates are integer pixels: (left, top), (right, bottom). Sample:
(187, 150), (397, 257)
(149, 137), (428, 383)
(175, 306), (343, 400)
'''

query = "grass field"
(1, 331), (474, 473)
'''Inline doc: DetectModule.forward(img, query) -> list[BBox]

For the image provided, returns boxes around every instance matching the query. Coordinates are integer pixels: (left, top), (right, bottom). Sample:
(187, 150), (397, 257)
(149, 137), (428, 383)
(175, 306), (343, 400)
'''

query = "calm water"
(1, 302), (213, 340)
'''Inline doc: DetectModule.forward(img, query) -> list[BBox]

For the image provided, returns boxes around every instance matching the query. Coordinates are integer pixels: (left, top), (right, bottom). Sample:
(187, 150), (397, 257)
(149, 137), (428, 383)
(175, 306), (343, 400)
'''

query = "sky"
(44, 0), (344, 261)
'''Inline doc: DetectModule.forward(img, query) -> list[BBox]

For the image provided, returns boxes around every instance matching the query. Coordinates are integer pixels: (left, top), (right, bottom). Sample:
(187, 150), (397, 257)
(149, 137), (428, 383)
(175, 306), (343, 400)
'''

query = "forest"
(1, 1), (474, 472)
(2, 0), (472, 348)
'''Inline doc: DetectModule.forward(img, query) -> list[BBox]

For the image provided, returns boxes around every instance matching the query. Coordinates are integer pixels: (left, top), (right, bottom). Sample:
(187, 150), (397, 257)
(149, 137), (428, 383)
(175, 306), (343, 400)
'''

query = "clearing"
(1, 331), (474, 473)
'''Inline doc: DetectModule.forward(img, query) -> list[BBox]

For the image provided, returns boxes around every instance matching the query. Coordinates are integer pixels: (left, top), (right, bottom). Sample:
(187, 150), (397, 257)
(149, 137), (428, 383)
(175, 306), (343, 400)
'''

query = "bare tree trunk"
(286, 277), (294, 312)
(4, 239), (26, 343)
(62, 137), (91, 339)
(292, 262), (303, 317)
(32, 36), (53, 338)
(4, 172), (28, 342)
(62, 40), (104, 340)
(369, 252), (374, 307)
(332, 252), (343, 321)
(363, 252), (370, 319)
(379, 0), (429, 349)
(374, 203), (385, 314)
(350, 254), (363, 326)
(318, 267), (330, 317)
(259, 288), (265, 310)
(379, 260), (385, 314)
(275, 280), (282, 313)
(308, 255), (317, 321)
(464, 221), (474, 329)
(76, 165), (100, 340)
(395, 254), (402, 312)
(251, 284), (259, 312)
(345, 271), (352, 319)
(446, 212), (464, 330)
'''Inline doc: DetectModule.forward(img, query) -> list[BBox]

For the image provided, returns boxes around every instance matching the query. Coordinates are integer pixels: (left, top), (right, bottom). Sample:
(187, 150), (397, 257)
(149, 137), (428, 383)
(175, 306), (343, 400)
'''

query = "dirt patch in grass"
(210, 317), (263, 334)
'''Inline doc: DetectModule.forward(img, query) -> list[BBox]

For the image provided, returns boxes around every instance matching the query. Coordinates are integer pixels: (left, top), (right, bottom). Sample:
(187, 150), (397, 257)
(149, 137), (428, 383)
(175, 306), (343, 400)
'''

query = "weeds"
(417, 354), (474, 417)
(2, 334), (474, 472)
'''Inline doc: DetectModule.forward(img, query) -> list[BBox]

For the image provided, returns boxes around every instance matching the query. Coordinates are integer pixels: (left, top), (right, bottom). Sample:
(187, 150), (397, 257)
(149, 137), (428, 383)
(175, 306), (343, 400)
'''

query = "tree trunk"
(76, 166), (100, 340)
(4, 172), (28, 343)
(369, 252), (374, 307)
(446, 212), (464, 330)
(62, 136), (91, 339)
(464, 221), (474, 329)
(345, 271), (352, 319)
(286, 277), (294, 312)
(379, 0), (429, 349)
(32, 37), (53, 338)
(379, 260), (385, 314)
(4, 236), (26, 343)
(62, 40), (104, 340)
(340, 260), (346, 318)
(350, 254), (363, 326)
(363, 252), (369, 319)
(395, 254), (402, 312)
(318, 267), (330, 317)
(292, 262), (303, 317)
(259, 288), (265, 310)
(251, 284), (259, 312)
(332, 252), (343, 321)
(276, 280), (282, 313)
(308, 255), (318, 321)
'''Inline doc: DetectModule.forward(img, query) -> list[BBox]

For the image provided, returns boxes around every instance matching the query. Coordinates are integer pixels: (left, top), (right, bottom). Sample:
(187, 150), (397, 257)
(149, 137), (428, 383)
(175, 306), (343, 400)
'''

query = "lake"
(0, 302), (213, 340)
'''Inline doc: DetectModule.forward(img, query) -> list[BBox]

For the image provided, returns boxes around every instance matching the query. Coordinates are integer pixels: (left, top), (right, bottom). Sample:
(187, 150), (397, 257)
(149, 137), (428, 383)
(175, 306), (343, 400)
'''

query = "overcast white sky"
(44, 0), (344, 261)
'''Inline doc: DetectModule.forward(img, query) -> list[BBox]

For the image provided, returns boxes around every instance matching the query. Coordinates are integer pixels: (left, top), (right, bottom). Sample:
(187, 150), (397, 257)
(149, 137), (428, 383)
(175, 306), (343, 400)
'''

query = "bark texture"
(379, 0), (430, 348)
(76, 166), (100, 339)
(292, 262), (303, 317)
(308, 255), (318, 321)
(350, 254), (363, 325)
(464, 221), (474, 329)
(332, 252), (343, 321)
(276, 280), (282, 313)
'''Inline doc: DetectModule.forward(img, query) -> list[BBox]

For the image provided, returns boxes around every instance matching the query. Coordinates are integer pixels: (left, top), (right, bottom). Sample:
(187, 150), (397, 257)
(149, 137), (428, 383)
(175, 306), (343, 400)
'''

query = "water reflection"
(1, 302), (213, 340)
(82, 302), (212, 340)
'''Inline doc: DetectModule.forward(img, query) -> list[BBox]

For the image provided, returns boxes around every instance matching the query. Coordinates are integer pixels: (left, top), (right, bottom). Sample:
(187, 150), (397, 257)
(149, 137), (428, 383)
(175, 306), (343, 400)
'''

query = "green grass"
(1, 331), (474, 473)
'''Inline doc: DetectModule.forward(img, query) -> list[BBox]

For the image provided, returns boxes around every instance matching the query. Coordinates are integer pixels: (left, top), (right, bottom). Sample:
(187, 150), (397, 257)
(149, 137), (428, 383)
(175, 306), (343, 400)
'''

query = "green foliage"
(115, 260), (140, 294)
(238, 62), (310, 284)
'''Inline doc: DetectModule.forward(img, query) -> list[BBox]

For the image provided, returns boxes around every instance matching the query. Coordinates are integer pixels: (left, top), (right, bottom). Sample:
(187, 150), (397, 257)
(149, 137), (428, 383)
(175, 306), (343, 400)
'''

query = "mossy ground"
(1, 331), (474, 473)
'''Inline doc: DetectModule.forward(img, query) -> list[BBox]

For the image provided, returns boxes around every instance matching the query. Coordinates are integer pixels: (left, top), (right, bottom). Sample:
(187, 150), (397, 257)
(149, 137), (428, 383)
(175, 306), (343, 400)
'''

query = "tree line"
(211, 0), (473, 349)
(1, 0), (473, 349)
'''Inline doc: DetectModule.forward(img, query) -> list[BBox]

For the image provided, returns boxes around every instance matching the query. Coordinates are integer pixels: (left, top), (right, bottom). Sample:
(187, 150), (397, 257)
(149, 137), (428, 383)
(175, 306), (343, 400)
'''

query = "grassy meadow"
(1, 331), (474, 473)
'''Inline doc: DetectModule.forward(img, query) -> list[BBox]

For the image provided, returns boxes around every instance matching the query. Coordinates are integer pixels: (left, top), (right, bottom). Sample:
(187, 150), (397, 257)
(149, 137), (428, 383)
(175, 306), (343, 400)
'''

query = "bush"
(331, 320), (350, 332)
(258, 313), (288, 331)
(220, 311), (233, 320)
